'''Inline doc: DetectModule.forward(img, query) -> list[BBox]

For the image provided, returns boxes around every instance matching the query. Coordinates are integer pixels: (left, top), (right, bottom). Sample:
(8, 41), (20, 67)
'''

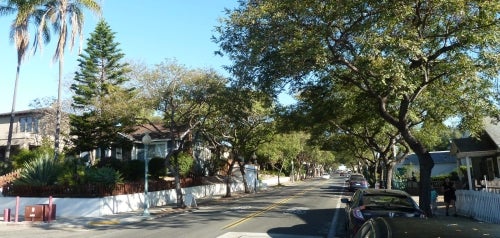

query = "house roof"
(400, 151), (457, 165)
(450, 118), (500, 158)
(483, 117), (500, 148)
(129, 123), (190, 142)
(0, 108), (46, 117)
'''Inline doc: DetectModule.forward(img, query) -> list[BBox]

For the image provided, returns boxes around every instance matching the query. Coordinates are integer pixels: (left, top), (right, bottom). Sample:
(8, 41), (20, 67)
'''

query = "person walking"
(442, 177), (456, 216)
(430, 187), (438, 216)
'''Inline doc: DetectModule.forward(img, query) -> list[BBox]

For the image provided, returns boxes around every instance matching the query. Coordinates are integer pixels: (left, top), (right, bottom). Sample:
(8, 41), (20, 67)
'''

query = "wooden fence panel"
(1, 177), (202, 198)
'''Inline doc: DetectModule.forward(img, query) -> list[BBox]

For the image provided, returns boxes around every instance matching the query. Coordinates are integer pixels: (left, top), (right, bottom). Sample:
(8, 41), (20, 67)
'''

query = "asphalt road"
(1, 175), (498, 238)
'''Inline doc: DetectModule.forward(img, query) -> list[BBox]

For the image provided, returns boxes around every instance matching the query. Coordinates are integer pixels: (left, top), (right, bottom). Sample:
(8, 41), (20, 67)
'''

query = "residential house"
(0, 108), (210, 172)
(394, 151), (458, 178)
(93, 123), (211, 166)
(450, 117), (500, 190)
(0, 109), (47, 159)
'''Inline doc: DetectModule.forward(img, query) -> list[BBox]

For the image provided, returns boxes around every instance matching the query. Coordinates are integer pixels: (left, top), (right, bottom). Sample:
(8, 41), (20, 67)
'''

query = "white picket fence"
(456, 190), (500, 224)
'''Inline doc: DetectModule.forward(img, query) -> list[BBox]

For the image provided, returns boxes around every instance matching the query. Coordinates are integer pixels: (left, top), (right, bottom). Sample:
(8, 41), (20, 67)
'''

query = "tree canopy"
(215, 0), (500, 215)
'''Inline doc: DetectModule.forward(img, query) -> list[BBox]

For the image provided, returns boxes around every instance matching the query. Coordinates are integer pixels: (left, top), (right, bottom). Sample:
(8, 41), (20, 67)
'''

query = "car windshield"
(362, 195), (414, 208)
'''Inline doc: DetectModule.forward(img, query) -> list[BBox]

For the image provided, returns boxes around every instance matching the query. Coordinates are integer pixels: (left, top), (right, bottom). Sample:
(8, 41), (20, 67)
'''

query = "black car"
(341, 189), (425, 237)
(354, 216), (492, 238)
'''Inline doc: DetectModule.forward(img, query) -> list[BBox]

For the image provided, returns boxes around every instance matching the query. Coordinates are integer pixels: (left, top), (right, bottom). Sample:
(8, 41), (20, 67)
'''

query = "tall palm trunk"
(5, 63), (22, 161)
(54, 55), (64, 160)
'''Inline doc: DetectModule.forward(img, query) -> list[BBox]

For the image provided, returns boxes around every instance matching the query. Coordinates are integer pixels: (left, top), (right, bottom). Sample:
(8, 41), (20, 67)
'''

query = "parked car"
(346, 174), (368, 191)
(341, 189), (425, 237)
(354, 216), (484, 238)
(321, 173), (331, 179)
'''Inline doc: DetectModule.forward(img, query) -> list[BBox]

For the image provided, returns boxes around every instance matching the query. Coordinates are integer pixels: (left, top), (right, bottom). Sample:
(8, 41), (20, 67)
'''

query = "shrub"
(58, 169), (86, 186)
(14, 154), (62, 186)
(177, 152), (194, 178)
(11, 149), (38, 170)
(11, 139), (59, 170)
(95, 157), (124, 171)
(82, 167), (123, 195)
(85, 167), (123, 185)
(0, 161), (13, 175)
(122, 160), (144, 181)
(149, 157), (168, 180)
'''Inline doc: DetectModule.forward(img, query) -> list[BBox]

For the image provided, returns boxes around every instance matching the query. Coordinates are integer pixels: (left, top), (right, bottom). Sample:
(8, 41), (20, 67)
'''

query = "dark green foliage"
(85, 167), (123, 185)
(149, 157), (168, 180)
(57, 156), (88, 186)
(0, 161), (13, 176)
(58, 169), (86, 186)
(203, 157), (224, 176)
(95, 157), (124, 172)
(177, 152), (194, 178)
(69, 19), (136, 155)
(121, 160), (144, 181)
(14, 154), (62, 186)
(11, 140), (57, 170)
(84, 167), (123, 195)
(11, 149), (38, 170)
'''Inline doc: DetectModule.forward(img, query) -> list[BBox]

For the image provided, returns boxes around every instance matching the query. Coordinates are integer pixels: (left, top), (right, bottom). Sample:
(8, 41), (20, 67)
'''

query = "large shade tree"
(214, 1), (500, 215)
(0, 0), (50, 161)
(131, 59), (228, 207)
(289, 80), (413, 189)
(206, 87), (275, 196)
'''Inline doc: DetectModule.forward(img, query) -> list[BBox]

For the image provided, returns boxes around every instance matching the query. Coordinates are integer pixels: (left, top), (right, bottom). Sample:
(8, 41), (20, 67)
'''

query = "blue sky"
(0, 0), (241, 113)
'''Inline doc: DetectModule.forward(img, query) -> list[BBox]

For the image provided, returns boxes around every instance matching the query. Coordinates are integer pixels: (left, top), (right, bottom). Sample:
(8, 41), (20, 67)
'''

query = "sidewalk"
(0, 187), (266, 229)
(411, 195), (500, 237)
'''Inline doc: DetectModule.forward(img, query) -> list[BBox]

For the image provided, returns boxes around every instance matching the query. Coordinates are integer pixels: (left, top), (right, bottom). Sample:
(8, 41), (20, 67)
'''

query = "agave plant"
(14, 154), (62, 186)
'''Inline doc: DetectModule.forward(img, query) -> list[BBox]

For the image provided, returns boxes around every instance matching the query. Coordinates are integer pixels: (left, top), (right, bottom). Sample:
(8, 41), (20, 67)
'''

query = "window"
(19, 116), (39, 133)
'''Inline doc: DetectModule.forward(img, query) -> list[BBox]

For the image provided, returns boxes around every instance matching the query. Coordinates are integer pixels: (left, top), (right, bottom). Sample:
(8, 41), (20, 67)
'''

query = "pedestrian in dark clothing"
(442, 177), (456, 216)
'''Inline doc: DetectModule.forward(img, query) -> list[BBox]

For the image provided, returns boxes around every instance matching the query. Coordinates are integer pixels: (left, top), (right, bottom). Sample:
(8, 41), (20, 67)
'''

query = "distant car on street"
(321, 173), (331, 179)
(346, 174), (368, 191)
(341, 189), (425, 237)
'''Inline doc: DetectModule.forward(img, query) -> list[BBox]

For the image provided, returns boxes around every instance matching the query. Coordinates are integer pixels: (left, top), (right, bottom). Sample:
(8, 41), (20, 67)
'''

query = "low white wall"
(0, 177), (289, 218)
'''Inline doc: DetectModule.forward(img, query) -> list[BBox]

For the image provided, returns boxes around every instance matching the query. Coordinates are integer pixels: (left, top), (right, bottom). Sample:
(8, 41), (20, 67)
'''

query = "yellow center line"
(222, 186), (315, 230)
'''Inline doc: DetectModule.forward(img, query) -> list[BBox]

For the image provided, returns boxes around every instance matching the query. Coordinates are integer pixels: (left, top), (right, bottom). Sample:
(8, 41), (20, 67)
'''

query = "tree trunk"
(239, 161), (250, 193)
(402, 131), (434, 216)
(5, 64), (20, 161)
(378, 103), (434, 216)
(386, 164), (394, 189)
(54, 58), (64, 160)
(174, 154), (183, 208)
(417, 151), (434, 216)
(225, 159), (236, 197)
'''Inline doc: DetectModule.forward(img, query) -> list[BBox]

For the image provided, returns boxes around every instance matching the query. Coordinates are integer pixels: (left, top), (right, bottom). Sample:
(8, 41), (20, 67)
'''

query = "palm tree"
(38, 0), (101, 159)
(0, 0), (50, 161)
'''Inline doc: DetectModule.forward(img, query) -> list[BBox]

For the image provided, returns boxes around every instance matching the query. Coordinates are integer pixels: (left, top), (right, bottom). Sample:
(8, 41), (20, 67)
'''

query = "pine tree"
(70, 19), (137, 159)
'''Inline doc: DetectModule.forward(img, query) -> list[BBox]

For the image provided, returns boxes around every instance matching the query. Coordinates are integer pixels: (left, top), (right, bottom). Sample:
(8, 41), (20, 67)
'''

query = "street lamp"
(142, 132), (152, 216)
